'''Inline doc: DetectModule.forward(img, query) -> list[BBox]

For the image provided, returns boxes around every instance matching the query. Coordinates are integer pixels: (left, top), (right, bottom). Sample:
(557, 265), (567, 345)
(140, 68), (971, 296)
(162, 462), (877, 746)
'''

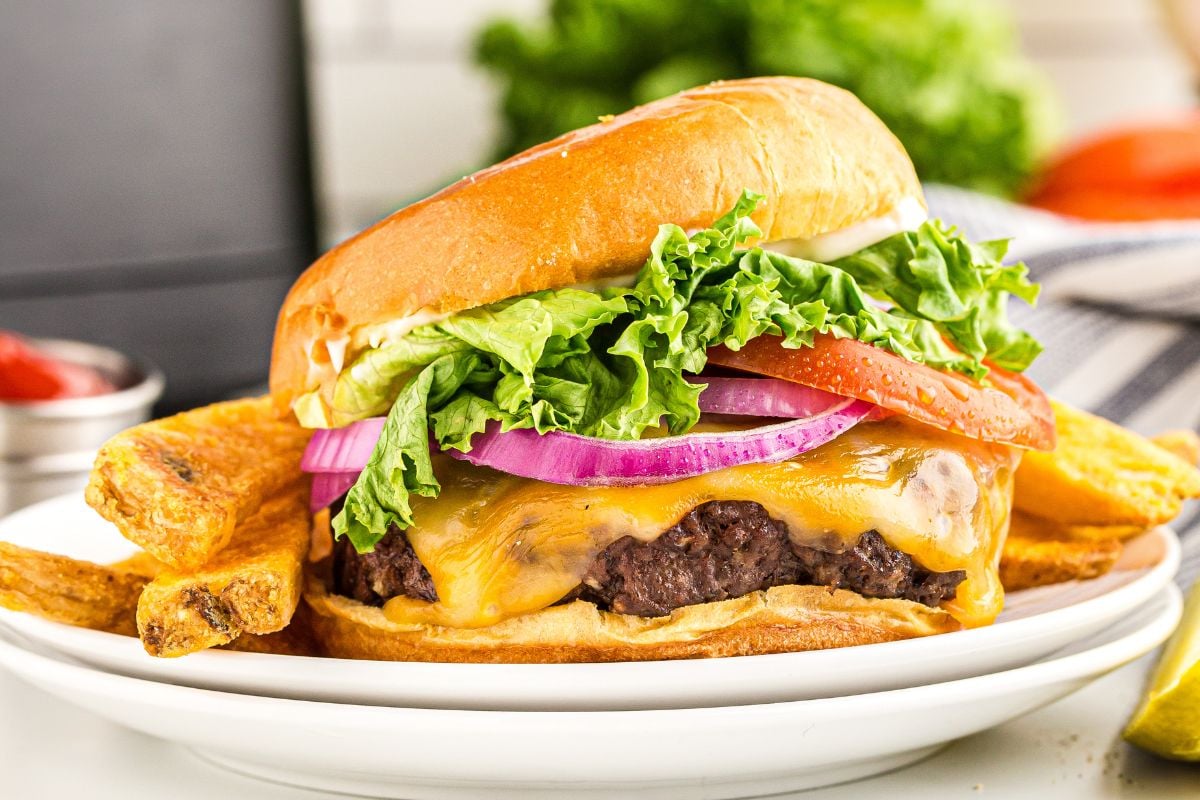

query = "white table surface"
(0, 654), (1196, 799)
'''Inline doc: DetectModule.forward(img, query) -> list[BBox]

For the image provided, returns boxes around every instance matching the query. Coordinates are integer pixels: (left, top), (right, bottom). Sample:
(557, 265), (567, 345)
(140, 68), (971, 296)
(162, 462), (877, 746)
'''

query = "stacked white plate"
(0, 495), (1183, 798)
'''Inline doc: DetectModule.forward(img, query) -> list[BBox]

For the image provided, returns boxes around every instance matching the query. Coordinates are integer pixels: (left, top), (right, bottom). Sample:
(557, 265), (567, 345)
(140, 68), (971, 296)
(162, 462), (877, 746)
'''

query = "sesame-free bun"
(303, 573), (959, 664)
(270, 77), (923, 407)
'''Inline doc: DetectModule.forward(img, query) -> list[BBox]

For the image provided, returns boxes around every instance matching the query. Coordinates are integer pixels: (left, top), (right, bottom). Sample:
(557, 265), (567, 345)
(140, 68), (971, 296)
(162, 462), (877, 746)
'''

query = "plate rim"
(0, 588), (1176, 799)
(0, 584), (1180, 723)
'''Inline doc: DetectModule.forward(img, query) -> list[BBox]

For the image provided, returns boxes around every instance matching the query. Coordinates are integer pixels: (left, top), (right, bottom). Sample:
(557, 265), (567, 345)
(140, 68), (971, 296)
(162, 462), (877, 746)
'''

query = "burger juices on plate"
(275, 77), (1056, 662)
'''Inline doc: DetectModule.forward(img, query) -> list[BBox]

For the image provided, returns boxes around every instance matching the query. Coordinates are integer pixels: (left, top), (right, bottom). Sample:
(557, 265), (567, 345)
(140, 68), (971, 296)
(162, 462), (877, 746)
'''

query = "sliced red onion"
(301, 416), (386, 473)
(690, 376), (847, 418)
(310, 471), (359, 513)
(300, 382), (874, 505)
(446, 399), (873, 487)
(302, 379), (848, 475)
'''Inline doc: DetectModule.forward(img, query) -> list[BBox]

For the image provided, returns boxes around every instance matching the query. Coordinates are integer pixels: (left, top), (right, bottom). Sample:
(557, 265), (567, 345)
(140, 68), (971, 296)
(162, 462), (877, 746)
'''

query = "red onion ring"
(301, 417), (386, 474)
(691, 376), (847, 418)
(301, 384), (874, 506)
(445, 398), (873, 487)
(302, 379), (850, 474)
(309, 471), (359, 514)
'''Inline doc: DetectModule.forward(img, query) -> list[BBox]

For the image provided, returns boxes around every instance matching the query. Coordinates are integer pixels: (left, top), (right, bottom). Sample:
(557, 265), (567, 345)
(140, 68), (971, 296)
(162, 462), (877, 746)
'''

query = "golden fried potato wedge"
(1000, 512), (1124, 591)
(1014, 400), (1200, 527)
(1040, 521), (1146, 542)
(107, 551), (166, 579)
(1152, 430), (1200, 468)
(136, 487), (311, 657)
(222, 601), (321, 657)
(86, 396), (311, 570)
(0, 542), (150, 636)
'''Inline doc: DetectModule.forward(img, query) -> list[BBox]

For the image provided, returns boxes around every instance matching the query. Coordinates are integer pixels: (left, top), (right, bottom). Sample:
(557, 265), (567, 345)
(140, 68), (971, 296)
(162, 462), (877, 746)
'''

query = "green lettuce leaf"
(338, 350), (485, 541)
(327, 328), (471, 425)
(333, 190), (1041, 551)
(475, 0), (1060, 197)
(831, 222), (1043, 374)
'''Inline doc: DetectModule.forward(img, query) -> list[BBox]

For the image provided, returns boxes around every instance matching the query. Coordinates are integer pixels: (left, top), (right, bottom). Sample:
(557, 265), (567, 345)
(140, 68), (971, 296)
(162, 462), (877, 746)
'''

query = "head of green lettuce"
(297, 191), (1041, 552)
(475, 0), (1060, 198)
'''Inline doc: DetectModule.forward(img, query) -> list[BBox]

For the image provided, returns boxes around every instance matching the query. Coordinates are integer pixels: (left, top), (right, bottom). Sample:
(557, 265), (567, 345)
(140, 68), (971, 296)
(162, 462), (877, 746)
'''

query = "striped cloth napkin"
(925, 185), (1200, 589)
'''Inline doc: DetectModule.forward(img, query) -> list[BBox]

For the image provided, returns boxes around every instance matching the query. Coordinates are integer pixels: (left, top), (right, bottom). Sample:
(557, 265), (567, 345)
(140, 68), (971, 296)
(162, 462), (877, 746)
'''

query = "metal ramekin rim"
(0, 338), (165, 420)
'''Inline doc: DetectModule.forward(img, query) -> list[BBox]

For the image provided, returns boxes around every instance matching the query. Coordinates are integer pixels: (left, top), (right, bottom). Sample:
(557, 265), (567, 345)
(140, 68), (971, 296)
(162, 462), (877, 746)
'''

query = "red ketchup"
(0, 331), (116, 402)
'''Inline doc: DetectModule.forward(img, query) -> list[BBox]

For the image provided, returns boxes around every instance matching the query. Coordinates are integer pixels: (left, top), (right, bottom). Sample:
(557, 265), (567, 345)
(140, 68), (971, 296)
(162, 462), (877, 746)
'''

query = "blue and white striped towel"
(925, 185), (1200, 590)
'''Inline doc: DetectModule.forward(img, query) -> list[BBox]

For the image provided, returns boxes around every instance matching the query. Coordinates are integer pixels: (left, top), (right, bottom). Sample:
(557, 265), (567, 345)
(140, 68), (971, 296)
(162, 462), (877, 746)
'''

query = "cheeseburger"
(276, 77), (1054, 662)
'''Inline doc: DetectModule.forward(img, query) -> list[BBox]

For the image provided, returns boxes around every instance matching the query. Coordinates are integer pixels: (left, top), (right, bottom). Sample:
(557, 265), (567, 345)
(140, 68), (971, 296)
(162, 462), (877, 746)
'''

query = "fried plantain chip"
(136, 487), (311, 657)
(1151, 430), (1200, 468)
(1037, 520), (1146, 542)
(85, 396), (311, 570)
(0, 542), (150, 636)
(108, 550), (165, 579)
(0, 540), (317, 654)
(1014, 400), (1200, 527)
(1000, 512), (1125, 591)
(222, 601), (321, 657)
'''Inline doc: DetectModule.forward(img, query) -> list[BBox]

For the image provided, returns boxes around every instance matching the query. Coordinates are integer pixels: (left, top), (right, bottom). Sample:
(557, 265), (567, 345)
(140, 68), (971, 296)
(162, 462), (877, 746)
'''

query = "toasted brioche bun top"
(270, 76), (923, 408)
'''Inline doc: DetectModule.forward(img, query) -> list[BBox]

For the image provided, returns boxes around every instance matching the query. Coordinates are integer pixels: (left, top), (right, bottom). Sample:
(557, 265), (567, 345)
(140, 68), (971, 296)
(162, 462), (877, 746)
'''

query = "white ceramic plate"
(0, 494), (1181, 710)
(0, 586), (1180, 799)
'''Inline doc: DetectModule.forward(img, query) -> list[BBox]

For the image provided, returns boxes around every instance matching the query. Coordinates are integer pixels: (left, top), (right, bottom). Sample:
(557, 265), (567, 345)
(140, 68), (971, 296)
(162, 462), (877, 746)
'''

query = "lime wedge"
(1124, 578), (1200, 760)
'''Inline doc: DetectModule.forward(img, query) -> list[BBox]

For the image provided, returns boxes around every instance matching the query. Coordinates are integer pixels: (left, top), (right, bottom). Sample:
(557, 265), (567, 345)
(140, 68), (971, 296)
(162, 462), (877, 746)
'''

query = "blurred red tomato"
(1026, 117), (1200, 221)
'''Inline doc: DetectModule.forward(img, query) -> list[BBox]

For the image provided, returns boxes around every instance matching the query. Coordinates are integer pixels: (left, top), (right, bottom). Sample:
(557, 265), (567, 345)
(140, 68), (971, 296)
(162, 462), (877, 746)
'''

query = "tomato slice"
(707, 335), (1055, 451)
(1025, 188), (1200, 223)
(1029, 119), (1200, 196)
(1026, 118), (1200, 221)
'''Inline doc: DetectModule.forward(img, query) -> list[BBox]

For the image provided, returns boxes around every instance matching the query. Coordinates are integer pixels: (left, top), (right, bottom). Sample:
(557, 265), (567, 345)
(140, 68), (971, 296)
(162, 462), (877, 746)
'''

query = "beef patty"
(331, 500), (966, 616)
(332, 519), (437, 605)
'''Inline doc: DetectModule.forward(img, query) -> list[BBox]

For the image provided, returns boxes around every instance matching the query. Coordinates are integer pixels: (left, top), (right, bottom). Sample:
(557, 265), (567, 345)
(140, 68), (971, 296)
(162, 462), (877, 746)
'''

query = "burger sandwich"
(274, 77), (1059, 662)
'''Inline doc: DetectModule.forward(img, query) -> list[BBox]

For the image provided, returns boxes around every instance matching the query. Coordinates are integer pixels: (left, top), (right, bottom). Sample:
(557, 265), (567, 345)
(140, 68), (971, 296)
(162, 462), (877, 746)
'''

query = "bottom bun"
(303, 571), (961, 663)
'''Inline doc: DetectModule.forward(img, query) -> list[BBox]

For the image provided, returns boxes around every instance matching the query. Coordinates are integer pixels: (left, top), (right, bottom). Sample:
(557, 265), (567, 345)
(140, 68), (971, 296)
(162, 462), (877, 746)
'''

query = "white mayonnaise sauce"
(589, 196), (929, 290)
(324, 335), (350, 374)
(354, 307), (453, 350)
(761, 196), (928, 262)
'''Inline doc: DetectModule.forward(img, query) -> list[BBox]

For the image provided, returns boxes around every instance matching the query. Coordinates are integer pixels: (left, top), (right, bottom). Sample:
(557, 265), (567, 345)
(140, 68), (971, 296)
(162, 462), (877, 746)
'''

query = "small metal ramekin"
(0, 338), (164, 516)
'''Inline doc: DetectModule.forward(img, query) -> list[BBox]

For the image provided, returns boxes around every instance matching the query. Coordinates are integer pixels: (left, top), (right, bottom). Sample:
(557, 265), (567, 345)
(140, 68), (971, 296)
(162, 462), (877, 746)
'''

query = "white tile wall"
(302, 0), (541, 245)
(308, 58), (498, 236)
(1007, 0), (1195, 134)
(303, 0), (1197, 245)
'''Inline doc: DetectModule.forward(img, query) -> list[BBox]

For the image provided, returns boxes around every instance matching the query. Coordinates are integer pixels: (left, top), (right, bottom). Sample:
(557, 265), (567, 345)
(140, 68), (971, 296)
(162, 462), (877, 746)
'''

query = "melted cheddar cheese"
(383, 418), (1019, 630)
